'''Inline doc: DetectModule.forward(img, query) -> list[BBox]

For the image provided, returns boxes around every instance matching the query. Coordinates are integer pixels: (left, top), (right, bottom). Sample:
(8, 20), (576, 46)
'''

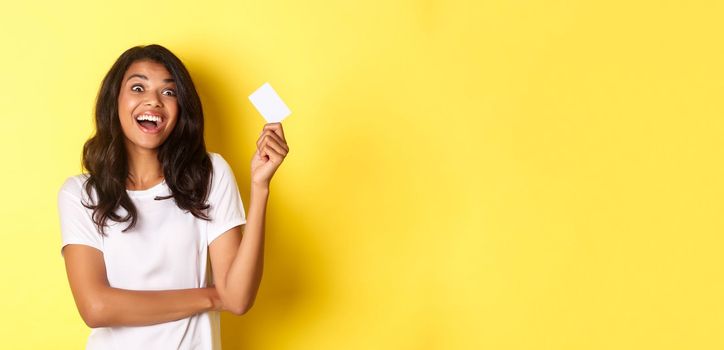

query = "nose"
(144, 91), (163, 108)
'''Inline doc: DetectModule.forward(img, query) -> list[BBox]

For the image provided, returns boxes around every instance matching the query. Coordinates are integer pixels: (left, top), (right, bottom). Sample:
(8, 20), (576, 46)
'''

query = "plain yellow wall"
(1, 0), (723, 349)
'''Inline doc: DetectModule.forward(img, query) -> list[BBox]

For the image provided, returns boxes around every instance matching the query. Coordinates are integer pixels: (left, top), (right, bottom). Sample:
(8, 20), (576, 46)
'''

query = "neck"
(125, 143), (164, 190)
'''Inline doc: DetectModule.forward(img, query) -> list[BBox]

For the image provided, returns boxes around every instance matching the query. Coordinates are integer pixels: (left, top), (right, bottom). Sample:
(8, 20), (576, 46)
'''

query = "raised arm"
(63, 244), (223, 328)
(208, 122), (288, 315)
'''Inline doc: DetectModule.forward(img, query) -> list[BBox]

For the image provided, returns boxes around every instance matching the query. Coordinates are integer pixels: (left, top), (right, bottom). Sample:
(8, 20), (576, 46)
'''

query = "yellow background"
(1, 0), (723, 349)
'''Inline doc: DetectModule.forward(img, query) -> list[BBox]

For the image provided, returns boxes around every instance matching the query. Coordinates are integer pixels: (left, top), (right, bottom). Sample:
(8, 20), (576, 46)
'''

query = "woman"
(58, 44), (289, 349)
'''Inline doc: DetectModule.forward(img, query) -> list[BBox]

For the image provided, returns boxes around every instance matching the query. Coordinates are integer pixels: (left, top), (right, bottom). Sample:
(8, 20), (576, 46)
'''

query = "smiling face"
(118, 60), (179, 153)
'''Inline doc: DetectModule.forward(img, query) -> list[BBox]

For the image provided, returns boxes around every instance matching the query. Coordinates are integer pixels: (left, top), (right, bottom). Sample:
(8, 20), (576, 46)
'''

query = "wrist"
(204, 287), (222, 312)
(251, 182), (270, 195)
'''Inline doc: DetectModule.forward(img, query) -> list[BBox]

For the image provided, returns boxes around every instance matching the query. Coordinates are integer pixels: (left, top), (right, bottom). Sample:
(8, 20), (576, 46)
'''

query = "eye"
(131, 84), (144, 92)
(162, 88), (177, 97)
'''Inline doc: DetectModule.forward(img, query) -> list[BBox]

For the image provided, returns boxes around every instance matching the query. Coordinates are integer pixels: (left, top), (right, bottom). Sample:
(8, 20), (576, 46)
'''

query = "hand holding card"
(248, 83), (290, 188)
(251, 122), (289, 188)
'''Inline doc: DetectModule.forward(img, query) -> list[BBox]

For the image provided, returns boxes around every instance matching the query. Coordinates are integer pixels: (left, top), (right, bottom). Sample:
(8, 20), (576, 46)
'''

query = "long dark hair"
(82, 44), (212, 235)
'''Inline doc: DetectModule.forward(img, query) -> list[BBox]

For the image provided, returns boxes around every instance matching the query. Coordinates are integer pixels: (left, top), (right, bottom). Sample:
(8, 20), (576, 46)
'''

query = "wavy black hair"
(82, 44), (212, 235)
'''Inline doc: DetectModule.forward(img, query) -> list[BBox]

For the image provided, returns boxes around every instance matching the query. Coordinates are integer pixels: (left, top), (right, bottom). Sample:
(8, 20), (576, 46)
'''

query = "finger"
(263, 144), (284, 163)
(258, 146), (268, 160)
(262, 136), (288, 157)
(255, 140), (271, 160)
(257, 131), (289, 153)
(263, 122), (285, 141)
(257, 129), (276, 148)
(266, 131), (289, 152)
(263, 123), (284, 140)
(257, 129), (282, 149)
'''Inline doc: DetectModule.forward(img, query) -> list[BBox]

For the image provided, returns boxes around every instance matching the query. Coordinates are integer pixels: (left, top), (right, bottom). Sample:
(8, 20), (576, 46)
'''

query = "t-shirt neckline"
(126, 179), (167, 198)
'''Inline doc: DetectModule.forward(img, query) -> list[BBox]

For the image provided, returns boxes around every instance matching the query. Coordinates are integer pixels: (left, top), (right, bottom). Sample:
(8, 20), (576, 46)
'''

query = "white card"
(248, 82), (291, 123)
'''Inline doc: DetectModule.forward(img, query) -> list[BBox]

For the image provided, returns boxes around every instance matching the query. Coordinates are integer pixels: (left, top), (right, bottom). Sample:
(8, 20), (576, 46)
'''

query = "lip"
(134, 111), (166, 135)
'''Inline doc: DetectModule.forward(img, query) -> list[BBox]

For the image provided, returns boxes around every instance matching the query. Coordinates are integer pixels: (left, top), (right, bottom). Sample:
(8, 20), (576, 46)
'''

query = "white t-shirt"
(57, 152), (246, 350)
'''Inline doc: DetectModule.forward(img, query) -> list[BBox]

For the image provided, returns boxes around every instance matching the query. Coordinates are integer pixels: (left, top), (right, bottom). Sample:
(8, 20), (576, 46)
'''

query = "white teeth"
(136, 114), (162, 122)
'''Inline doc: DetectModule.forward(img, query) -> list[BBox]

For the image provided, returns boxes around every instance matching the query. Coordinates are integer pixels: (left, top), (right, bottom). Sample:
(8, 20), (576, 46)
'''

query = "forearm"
(222, 185), (268, 313)
(89, 286), (217, 328)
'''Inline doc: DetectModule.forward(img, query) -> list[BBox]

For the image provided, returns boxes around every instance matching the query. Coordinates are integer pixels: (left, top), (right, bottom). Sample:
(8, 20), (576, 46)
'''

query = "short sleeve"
(206, 153), (247, 244)
(57, 177), (103, 257)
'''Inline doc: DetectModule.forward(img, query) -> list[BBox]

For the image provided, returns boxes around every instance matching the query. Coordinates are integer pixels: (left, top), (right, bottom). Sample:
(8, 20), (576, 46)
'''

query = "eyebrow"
(126, 74), (175, 83)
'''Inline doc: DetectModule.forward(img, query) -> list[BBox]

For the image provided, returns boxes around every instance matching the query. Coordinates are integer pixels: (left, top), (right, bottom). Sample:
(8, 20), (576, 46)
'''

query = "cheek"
(117, 96), (137, 131)
(166, 116), (179, 132)
(167, 105), (179, 128)
(169, 102), (179, 116)
(117, 95), (135, 117)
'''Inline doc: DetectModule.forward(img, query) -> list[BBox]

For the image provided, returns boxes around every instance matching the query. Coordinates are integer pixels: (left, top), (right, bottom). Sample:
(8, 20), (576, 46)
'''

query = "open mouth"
(135, 113), (164, 132)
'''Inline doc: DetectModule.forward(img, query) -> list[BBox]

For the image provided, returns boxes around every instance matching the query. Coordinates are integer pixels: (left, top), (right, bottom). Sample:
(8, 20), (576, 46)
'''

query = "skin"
(62, 60), (289, 327)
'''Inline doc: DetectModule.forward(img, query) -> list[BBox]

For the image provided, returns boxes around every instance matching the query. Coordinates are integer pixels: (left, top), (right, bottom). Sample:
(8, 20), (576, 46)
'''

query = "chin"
(127, 136), (168, 151)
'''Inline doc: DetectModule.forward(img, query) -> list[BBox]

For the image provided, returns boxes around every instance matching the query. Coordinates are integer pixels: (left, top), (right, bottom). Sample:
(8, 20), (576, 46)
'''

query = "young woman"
(58, 44), (289, 349)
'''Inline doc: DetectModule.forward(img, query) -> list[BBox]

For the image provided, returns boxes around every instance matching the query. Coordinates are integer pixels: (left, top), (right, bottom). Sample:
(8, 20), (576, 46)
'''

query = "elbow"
(228, 300), (254, 316)
(218, 285), (259, 316)
(79, 298), (107, 328)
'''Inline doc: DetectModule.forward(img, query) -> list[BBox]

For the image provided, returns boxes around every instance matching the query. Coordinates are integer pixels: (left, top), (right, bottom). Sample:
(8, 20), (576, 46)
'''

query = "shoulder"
(208, 152), (234, 177)
(58, 174), (91, 200)
(208, 152), (229, 167)
(206, 152), (241, 198)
